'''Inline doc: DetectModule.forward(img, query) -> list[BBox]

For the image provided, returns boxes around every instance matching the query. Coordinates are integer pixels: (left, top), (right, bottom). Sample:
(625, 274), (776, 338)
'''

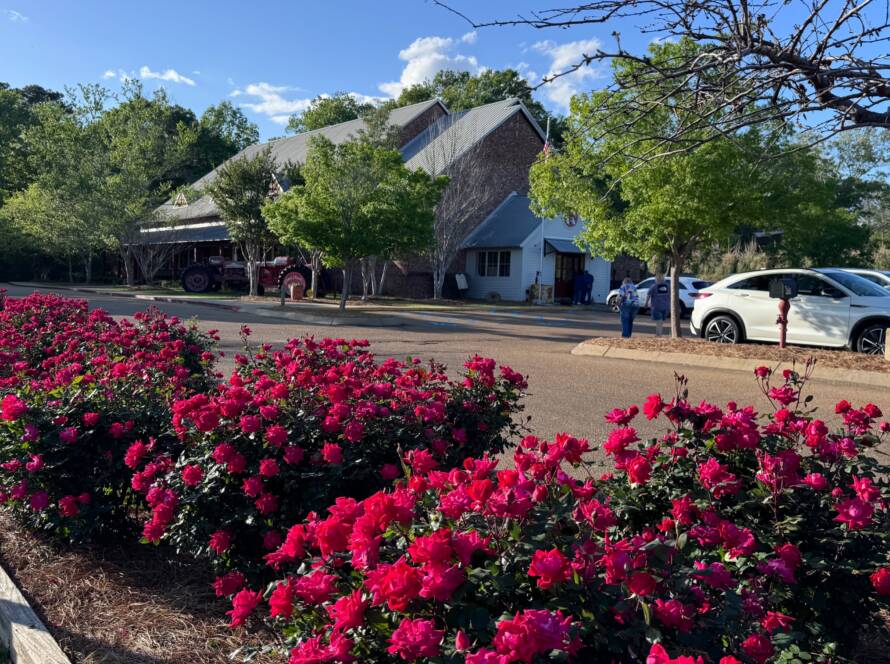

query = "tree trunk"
(245, 243), (259, 297)
(339, 265), (352, 311)
(369, 257), (378, 297)
(121, 250), (136, 287)
(433, 267), (445, 300)
(378, 260), (390, 296)
(83, 252), (92, 285)
(310, 251), (322, 300)
(67, 257), (74, 284)
(670, 255), (684, 338)
(360, 258), (370, 302)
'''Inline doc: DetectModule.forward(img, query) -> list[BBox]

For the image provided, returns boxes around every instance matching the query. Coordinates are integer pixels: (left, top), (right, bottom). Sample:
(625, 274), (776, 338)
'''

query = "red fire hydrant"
(776, 298), (790, 349)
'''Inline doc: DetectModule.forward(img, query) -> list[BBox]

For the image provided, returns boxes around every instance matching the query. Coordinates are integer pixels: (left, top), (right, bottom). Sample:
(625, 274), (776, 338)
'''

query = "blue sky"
(0, 1), (649, 139)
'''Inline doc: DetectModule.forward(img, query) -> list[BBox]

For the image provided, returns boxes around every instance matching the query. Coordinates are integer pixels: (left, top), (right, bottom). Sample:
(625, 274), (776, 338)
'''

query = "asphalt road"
(5, 284), (889, 464)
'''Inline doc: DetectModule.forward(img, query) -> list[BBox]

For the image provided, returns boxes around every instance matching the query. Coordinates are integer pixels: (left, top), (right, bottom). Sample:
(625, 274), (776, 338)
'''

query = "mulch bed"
(0, 512), (280, 664)
(587, 336), (890, 373)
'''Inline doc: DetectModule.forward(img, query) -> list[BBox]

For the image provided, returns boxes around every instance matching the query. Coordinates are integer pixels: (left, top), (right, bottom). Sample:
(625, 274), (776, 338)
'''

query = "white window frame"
(476, 250), (511, 278)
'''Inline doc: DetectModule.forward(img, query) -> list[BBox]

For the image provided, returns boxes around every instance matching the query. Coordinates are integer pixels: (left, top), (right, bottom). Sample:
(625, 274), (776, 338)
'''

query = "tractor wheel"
(181, 265), (214, 293)
(277, 267), (308, 295)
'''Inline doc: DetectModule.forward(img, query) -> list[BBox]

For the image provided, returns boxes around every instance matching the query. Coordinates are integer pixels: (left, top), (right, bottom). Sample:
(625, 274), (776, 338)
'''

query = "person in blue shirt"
(617, 277), (640, 338)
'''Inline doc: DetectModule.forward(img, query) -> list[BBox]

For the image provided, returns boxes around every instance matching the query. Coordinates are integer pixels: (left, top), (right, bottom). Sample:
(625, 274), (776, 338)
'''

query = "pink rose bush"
(0, 293), (218, 540)
(134, 334), (526, 578)
(228, 367), (887, 662)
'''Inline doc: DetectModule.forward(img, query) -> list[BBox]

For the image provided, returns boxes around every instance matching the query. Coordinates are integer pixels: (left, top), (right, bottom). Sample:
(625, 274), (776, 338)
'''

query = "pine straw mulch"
(0, 512), (281, 664)
(586, 336), (890, 373)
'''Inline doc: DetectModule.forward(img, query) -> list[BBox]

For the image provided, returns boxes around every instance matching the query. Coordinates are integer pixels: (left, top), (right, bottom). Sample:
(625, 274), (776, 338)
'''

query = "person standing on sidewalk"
(617, 277), (640, 338)
(645, 273), (670, 337)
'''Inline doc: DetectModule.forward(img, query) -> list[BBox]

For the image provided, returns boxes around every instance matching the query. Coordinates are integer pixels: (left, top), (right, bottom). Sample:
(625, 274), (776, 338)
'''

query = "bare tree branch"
(415, 115), (494, 300)
(436, 0), (890, 163)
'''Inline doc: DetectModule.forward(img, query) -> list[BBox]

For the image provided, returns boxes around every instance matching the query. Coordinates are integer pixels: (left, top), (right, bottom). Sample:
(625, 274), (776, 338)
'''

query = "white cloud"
(532, 38), (604, 110)
(138, 65), (195, 86)
(379, 34), (483, 97)
(101, 69), (117, 79)
(515, 62), (539, 84)
(231, 82), (313, 124)
(4, 9), (27, 22)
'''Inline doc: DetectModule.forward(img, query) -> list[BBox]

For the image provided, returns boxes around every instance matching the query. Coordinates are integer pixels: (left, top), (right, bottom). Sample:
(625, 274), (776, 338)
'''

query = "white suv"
(690, 268), (890, 354)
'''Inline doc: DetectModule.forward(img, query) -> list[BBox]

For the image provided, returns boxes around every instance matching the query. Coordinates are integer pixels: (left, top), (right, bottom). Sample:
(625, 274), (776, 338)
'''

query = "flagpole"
(537, 118), (550, 305)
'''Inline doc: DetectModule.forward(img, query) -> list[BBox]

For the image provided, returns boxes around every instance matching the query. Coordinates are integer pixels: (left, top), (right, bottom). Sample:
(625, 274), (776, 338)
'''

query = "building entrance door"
(554, 253), (585, 300)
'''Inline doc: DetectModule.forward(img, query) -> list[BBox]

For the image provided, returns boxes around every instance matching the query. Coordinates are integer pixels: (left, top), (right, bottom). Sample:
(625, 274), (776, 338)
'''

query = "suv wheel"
(608, 296), (619, 313)
(704, 315), (741, 344)
(855, 323), (886, 355)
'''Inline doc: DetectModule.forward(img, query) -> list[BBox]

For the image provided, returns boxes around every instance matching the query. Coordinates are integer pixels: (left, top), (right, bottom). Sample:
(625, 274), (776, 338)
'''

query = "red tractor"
(180, 256), (319, 296)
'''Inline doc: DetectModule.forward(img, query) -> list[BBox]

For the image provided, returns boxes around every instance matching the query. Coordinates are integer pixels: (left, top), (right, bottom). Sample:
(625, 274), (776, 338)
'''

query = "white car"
(690, 268), (890, 354)
(841, 268), (890, 290)
(607, 276), (712, 316)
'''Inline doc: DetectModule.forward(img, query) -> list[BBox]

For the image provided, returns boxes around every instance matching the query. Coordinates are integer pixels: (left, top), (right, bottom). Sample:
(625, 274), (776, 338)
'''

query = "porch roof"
(460, 192), (541, 249)
(545, 238), (584, 254)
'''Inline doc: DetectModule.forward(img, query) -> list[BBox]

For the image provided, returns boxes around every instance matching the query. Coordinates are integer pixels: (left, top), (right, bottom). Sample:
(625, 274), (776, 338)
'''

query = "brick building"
(141, 96), (616, 299)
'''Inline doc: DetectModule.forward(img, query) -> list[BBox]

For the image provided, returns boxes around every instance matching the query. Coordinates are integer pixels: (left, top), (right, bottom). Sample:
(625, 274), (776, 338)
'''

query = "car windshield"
(820, 270), (890, 297)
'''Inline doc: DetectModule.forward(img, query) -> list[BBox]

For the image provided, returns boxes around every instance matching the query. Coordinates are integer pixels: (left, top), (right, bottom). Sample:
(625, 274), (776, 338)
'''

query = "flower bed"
(231, 368), (889, 663)
(0, 293), (219, 541)
(2, 293), (888, 663)
(135, 332), (527, 580)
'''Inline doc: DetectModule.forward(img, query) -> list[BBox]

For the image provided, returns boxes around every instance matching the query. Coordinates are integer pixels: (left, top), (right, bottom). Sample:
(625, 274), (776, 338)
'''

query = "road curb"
(246, 305), (405, 327)
(0, 562), (71, 664)
(571, 340), (890, 388)
(7, 283), (241, 312)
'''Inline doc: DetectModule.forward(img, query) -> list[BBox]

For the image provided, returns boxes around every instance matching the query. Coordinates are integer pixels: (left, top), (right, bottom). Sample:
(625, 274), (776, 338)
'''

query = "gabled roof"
(402, 98), (546, 174)
(461, 192), (543, 249)
(154, 98), (446, 223)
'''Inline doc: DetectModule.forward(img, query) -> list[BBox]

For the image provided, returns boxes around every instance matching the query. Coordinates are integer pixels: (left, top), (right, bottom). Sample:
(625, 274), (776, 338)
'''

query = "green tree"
(96, 82), (198, 284)
(287, 93), (374, 134)
(0, 183), (102, 281)
(530, 41), (762, 337)
(13, 90), (111, 282)
(754, 145), (869, 267)
(0, 82), (64, 205)
(264, 136), (445, 309)
(205, 146), (277, 296)
(200, 101), (259, 154)
(0, 87), (32, 205)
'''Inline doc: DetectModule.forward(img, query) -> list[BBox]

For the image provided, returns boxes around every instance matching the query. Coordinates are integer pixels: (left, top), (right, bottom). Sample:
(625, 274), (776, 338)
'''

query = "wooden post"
(0, 564), (71, 664)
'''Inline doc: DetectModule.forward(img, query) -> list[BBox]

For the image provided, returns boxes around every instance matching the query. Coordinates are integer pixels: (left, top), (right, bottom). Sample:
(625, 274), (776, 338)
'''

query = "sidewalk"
(8, 282), (242, 311)
(8, 282), (612, 328)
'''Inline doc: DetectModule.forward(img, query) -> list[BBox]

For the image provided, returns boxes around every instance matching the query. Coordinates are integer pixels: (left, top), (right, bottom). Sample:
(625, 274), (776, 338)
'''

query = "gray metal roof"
(403, 98), (545, 174)
(137, 222), (230, 244)
(461, 192), (542, 249)
(154, 99), (445, 223)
